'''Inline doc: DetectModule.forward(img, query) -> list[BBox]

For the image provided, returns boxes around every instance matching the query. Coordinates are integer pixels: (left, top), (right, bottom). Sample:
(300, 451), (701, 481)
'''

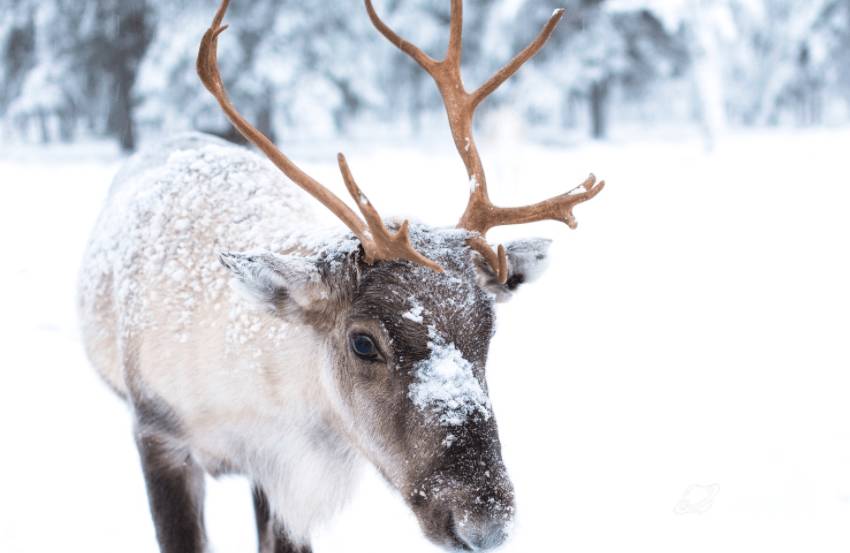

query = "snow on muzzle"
(405, 338), (514, 549)
(407, 456), (515, 552)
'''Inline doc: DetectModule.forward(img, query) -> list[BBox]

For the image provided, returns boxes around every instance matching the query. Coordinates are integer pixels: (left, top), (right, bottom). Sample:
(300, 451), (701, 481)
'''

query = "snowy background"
(1, 0), (850, 552)
(3, 0), (850, 148)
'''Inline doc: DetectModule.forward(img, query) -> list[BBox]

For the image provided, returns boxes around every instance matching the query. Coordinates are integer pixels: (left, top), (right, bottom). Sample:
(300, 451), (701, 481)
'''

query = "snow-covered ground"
(1, 129), (849, 552)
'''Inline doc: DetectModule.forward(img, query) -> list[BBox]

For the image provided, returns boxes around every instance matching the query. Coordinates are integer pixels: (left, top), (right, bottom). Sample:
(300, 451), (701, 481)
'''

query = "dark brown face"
(325, 230), (539, 551)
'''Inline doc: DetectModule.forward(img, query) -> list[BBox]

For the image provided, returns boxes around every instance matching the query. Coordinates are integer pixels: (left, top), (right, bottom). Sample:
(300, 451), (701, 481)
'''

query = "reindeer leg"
(252, 485), (312, 553)
(135, 430), (207, 553)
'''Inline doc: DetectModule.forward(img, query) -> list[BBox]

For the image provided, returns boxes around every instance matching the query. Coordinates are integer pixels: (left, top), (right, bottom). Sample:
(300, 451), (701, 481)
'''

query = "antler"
(197, 0), (441, 272)
(366, 0), (605, 283)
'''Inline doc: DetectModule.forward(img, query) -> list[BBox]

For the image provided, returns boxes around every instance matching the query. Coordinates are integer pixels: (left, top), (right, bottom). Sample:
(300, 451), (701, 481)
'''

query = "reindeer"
(77, 1), (604, 551)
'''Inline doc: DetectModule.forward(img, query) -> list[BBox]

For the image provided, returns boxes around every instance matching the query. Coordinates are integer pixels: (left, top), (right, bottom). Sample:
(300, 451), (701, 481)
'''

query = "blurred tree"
(511, 0), (685, 139)
(724, 0), (849, 126)
(82, 0), (154, 150)
(0, 3), (37, 115)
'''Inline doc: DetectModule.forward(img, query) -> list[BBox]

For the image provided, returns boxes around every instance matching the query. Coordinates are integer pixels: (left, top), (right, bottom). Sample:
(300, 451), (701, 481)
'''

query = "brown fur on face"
(314, 229), (515, 551)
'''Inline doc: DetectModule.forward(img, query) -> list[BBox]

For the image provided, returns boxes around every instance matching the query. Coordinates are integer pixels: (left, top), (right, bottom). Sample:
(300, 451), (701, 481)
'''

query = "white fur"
(78, 133), (363, 541)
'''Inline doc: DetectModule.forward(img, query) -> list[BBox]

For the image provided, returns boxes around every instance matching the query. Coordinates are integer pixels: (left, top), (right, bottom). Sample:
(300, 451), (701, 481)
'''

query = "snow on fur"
(409, 333), (491, 426)
(402, 299), (425, 323)
(78, 132), (358, 354)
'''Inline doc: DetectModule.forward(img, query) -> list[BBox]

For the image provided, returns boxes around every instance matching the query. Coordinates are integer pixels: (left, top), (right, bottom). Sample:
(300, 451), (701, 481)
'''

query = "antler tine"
(337, 154), (443, 272)
(446, 0), (463, 64)
(198, 0), (441, 273)
(469, 9), (565, 110)
(364, 0), (437, 71)
(492, 174), (606, 229)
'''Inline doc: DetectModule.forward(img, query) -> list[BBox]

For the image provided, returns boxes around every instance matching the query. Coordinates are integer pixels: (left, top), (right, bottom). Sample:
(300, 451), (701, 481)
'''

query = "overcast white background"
(2, 0), (850, 551)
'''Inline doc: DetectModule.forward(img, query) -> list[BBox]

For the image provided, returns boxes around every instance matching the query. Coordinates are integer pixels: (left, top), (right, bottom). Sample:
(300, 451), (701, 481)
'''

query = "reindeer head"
(200, 1), (604, 550)
(221, 228), (551, 549)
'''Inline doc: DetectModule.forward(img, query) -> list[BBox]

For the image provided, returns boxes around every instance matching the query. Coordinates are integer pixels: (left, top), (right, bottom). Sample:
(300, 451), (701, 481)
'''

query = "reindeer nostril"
(449, 509), (509, 552)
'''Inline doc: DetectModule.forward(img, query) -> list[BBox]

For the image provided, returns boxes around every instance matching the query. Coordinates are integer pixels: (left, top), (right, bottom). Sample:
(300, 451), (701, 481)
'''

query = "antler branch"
(470, 9), (565, 109)
(366, 1), (603, 283)
(198, 0), (441, 273)
(462, 174), (606, 234)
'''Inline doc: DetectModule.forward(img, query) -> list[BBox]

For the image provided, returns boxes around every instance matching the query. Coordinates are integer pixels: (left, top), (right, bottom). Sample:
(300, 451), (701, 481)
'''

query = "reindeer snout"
(410, 472), (515, 552)
(448, 507), (512, 551)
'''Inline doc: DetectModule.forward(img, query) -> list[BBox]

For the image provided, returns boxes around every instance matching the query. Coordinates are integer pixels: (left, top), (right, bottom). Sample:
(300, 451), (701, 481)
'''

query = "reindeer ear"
(474, 238), (552, 302)
(218, 251), (331, 315)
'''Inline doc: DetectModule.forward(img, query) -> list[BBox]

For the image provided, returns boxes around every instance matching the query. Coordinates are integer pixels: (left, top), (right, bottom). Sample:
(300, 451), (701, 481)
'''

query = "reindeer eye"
(350, 333), (380, 361)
